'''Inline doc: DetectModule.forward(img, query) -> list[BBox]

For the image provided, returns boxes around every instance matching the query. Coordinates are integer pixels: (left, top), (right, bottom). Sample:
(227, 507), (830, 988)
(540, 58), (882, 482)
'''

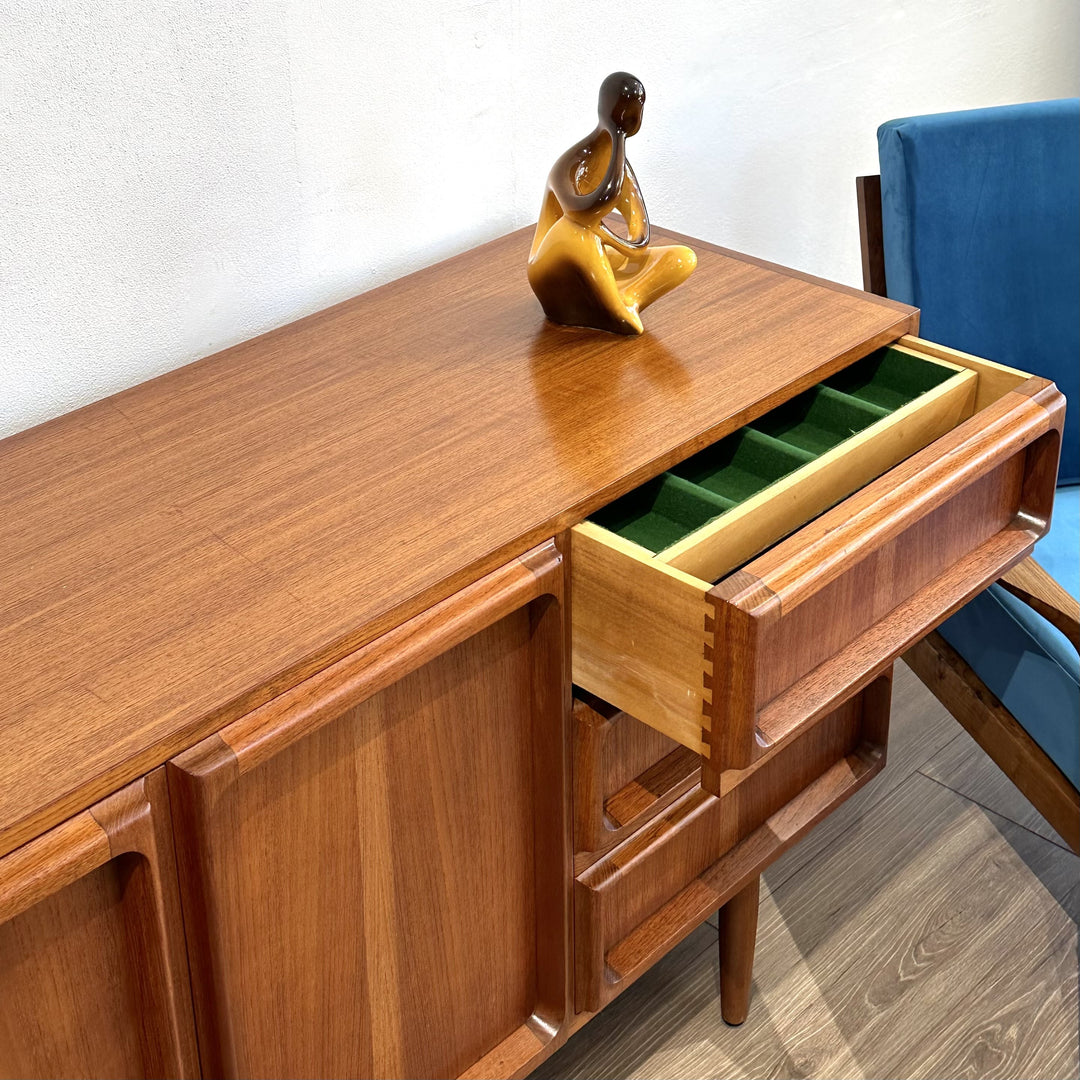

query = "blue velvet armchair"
(857, 99), (1079, 850)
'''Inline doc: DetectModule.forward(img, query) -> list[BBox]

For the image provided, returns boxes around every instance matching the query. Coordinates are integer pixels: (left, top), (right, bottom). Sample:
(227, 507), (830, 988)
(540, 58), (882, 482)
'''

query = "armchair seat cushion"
(937, 485), (1080, 788)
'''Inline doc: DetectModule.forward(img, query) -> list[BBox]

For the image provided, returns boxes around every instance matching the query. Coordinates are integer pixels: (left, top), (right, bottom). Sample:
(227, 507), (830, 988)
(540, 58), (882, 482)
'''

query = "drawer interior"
(572, 337), (1037, 758)
(589, 345), (968, 566)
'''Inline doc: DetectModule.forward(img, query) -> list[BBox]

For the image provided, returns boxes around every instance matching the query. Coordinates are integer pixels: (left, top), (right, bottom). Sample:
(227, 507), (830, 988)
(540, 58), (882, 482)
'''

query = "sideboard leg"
(717, 875), (760, 1025)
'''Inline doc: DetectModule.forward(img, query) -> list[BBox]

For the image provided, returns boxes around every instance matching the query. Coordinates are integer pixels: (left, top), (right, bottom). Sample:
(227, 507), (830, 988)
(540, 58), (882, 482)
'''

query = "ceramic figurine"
(527, 72), (696, 335)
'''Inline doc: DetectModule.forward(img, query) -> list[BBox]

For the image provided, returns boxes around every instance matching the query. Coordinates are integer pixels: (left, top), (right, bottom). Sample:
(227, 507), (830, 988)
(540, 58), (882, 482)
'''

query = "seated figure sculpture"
(528, 72), (697, 334)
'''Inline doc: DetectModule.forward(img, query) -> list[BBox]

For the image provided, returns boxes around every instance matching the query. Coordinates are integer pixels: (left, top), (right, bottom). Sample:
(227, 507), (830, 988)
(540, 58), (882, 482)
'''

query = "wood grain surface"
(856, 175), (887, 296)
(660, 356), (976, 580)
(763, 661), (956, 889)
(921, 720), (1070, 849)
(999, 556), (1080, 648)
(898, 334), (1033, 413)
(574, 678), (889, 1013)
(0, 226), (916, 858)
(716, 875), (761, 1026)
(571, 521), (713, 754)
(167, 542), (570, 1079)
(571, 697), (698, 871)
(571, 338), (1060, 779)
(906, 630), (1080, 852)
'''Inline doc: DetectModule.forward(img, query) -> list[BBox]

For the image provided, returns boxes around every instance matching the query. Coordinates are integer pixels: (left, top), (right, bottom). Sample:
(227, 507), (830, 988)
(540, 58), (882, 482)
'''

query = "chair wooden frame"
(857, 175), (1080, 852)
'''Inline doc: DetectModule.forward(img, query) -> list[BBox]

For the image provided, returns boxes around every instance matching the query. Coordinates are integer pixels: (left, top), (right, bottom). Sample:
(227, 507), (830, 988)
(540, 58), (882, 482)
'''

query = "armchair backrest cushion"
(878, 99), (1079, 483)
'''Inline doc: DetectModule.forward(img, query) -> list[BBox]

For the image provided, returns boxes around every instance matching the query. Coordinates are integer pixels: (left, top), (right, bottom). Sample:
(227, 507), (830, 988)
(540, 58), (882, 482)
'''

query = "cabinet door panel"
(0, 770), (199, 1080)
(169, 541), (569, 1080)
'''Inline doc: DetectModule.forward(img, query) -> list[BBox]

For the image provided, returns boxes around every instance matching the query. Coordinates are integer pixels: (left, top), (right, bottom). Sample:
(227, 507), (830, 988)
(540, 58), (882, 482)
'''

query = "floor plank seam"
(915, 766), (1074, 855)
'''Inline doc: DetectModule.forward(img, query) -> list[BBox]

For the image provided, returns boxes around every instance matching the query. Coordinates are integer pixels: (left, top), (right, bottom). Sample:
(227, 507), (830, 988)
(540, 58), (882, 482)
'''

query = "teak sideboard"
(0, 227), (1063, 1079)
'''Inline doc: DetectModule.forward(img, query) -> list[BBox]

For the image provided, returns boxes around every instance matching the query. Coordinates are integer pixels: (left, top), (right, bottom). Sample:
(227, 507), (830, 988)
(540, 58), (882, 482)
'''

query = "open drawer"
(572, 336), (1065, 792)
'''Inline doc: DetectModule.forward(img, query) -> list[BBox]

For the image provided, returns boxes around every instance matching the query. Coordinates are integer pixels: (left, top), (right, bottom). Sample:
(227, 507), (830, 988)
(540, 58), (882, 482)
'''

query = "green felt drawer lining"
(672, 426), (814, 503)
(825, 345), (957, 410)
(589, 347), (960, 555)
(751, 384), (888, 455)
(590, 472), (735, 554)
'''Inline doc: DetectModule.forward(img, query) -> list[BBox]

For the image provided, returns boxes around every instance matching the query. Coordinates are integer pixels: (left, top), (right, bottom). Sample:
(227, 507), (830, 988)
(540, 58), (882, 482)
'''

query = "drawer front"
(572, 337), (1065, 794)
(573, 696), (699, 871)
(574, 674), (891, 1012)
(706, 375), (1062, 778)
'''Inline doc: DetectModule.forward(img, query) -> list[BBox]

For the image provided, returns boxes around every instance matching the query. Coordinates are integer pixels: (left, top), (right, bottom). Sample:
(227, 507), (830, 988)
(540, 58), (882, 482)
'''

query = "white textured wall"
(2, 0), (1077, 438)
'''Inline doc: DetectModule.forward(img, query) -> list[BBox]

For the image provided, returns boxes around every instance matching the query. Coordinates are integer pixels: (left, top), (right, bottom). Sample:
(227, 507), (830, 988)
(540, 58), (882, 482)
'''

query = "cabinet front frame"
(0, 769), (199, 1080)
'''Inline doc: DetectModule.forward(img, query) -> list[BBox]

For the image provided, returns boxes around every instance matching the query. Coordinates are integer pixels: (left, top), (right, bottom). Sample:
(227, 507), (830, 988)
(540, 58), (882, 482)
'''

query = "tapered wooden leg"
(717, 875), (760, 1025)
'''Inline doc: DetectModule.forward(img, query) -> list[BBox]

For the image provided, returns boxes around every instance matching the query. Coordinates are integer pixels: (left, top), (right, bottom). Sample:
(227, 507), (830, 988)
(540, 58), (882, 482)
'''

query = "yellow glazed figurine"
(528, 72), (696, 334)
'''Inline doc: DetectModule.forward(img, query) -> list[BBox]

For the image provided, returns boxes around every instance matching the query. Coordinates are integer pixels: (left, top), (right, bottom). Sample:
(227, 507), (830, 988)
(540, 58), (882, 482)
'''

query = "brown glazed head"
(598, 72), (645, 136)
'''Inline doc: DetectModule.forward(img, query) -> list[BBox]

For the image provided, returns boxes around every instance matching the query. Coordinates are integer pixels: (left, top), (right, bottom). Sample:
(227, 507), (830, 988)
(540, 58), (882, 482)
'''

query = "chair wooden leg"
(905, 632), (1080, 853)
(717, 875), (760, 1025)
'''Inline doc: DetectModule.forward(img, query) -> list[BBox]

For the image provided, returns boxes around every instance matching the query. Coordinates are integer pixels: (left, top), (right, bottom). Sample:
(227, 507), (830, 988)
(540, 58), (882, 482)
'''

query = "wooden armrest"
(998, 557), (1079, 651)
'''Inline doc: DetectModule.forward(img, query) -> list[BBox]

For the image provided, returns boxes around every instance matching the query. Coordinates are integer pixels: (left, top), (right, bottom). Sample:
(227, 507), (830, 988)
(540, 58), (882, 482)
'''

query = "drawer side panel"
(571, 524), (711, 753)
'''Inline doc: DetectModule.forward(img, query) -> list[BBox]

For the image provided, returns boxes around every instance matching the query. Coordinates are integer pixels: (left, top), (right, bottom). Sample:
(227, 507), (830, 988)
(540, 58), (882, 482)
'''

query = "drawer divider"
(572, 341), (1064, 800)
(704, 378), (1061, 777)
(738, 381), (1057, 612)
(659, 365), (978, 580)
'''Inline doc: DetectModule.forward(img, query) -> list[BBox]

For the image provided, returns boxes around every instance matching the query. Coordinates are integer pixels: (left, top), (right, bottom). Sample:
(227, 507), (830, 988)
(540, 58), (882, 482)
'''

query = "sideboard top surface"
(0, 226), (915, 855)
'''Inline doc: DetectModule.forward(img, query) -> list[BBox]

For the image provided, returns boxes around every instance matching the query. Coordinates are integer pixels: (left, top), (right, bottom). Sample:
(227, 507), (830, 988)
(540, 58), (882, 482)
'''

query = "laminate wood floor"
(537, 663), (1079, 1080)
